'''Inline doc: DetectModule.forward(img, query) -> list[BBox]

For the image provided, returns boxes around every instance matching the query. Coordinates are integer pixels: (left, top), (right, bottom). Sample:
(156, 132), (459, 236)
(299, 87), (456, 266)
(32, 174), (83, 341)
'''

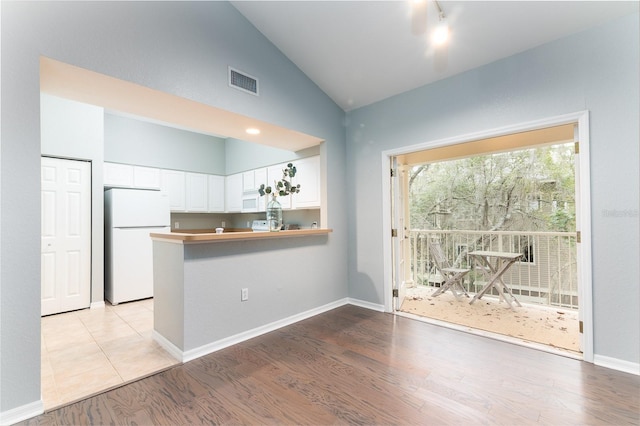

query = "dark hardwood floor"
(20, 305), (640, 425)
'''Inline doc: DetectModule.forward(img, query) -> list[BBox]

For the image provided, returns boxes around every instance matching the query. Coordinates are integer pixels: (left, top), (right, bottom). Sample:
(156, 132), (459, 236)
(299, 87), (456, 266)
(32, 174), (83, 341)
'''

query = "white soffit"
(39, 57), (323, 152)
(397, 124), (575, 166)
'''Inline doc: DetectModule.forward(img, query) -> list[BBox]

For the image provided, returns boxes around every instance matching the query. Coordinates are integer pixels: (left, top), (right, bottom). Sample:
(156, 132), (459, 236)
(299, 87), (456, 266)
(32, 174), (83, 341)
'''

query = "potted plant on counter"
(258, 163), (301, 231)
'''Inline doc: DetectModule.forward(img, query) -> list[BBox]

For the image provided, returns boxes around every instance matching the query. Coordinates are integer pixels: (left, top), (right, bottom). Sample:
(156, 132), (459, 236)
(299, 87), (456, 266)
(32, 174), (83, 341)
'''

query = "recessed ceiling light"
(246, 128), (260, 135)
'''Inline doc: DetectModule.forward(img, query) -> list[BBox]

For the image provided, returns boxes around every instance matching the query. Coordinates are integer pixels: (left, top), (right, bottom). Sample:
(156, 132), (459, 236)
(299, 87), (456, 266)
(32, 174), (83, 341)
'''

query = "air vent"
(228, 67), (259, 96)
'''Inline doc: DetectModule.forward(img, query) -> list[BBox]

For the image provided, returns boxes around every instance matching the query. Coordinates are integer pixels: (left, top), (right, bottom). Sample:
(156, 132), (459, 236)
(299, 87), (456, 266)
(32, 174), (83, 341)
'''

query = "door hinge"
(392, 289), (399, 298)
(576, 231), (581, 243)
(391, 229), (398, 237)
(579, 320), (583, 334)
(574, 141), (580, 154)
(390, 168), (396, 177)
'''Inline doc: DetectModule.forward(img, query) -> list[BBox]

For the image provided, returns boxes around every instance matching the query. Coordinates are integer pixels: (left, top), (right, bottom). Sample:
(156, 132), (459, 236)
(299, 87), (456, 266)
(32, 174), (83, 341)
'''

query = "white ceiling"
(232, 1), (639, 111)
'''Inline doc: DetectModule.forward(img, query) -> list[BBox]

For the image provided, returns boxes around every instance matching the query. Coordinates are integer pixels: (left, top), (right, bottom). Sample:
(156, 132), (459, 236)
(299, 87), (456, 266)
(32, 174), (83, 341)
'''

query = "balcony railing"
(407, 229), (578, 309)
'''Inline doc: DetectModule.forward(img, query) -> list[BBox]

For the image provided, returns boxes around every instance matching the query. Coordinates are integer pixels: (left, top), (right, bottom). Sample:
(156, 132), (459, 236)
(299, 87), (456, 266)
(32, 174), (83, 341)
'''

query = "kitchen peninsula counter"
(150, 228), (332, 244)
(150, 226), (335, 362)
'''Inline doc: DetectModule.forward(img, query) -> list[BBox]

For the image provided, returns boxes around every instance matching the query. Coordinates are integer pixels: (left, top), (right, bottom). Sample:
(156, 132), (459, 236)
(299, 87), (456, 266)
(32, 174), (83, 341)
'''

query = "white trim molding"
(90, 301), (105, 309)
(152, 330), (184, 363)
(348, 298), (385, 312)
(594, 355), (640, 376)
(155, 298), (351, 363)
(381, 111), (594, 362)
(0, 400), (44, 426)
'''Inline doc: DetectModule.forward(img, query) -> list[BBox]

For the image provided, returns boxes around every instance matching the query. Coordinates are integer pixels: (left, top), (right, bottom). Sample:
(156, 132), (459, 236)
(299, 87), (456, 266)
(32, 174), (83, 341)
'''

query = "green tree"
(409, 143), (575, 232)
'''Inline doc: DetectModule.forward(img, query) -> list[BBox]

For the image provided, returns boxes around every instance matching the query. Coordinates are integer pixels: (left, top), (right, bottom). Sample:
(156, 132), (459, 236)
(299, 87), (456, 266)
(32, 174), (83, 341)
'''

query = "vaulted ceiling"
(232, 1), (639, 111)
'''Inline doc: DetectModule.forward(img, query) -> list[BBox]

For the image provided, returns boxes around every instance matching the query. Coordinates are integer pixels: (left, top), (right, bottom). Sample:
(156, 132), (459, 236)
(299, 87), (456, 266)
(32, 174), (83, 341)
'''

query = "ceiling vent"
(228, 67), (259, 96)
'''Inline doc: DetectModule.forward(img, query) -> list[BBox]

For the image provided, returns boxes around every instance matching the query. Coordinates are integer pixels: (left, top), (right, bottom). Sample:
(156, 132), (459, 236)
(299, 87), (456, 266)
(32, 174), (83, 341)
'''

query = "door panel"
(391, 158), (408, 310)
(41, 157), (91, 316)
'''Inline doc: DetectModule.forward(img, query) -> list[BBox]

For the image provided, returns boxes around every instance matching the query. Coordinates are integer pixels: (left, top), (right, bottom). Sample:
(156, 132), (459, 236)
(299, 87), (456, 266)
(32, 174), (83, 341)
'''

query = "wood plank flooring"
(20, 305), (640, 425)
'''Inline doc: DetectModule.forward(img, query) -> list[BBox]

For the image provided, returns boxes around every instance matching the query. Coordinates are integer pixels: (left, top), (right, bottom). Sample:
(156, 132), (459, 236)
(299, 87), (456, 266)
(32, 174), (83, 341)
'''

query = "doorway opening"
(385, 113), (592, 361)
(40, 157), (178, 410)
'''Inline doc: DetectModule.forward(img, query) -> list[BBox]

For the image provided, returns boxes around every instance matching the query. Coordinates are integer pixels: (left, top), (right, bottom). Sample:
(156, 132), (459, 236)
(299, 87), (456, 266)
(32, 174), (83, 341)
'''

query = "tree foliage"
(409, 143), (575, 232)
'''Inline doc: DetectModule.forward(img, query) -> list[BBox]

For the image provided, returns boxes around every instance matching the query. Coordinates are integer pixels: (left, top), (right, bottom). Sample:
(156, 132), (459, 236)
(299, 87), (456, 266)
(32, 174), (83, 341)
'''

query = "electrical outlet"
(246, 221), (250, 228)
(241, 288), (249, 301)
(175, 221), (180, 229)
(221, 221), (226, 228)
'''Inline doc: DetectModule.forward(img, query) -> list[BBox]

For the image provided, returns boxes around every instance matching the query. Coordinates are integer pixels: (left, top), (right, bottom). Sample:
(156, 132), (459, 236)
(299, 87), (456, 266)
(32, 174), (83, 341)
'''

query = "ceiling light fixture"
(431, 0), (450, 46)
(411, 0), (450, 46)
(246, 128), (260, 135)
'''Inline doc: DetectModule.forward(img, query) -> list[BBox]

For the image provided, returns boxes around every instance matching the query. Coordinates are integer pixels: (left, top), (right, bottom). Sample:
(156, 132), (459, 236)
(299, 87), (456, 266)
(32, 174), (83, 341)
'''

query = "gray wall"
(345, 13), (639, 365)
(225, 138), (320, 174)
(104, 113), (321, 176)
(0, 1), (346, 415)
(104, 113), (227, 174)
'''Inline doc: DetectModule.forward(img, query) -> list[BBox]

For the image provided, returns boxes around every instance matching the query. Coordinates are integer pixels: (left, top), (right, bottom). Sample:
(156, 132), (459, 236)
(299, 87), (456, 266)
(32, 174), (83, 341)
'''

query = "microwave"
(242, 194), (264, 212)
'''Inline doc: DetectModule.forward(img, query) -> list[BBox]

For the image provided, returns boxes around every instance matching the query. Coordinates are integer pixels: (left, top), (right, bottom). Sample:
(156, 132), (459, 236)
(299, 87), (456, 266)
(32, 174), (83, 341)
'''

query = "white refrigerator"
(104, 188), (170, 305)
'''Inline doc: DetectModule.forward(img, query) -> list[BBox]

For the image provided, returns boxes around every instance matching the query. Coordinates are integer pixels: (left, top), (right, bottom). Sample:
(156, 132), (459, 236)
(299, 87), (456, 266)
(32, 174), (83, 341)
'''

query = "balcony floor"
(400, 286), (580, 354)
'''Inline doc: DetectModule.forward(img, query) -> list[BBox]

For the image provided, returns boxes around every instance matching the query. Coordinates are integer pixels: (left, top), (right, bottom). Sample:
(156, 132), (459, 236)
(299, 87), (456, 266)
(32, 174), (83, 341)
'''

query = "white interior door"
(391, 158), (409, 310)
(41, 157), (91, 316)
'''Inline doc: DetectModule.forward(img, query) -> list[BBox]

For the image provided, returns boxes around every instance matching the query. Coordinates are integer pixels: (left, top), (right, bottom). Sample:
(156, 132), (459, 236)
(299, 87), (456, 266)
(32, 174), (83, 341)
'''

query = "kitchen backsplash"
(171, 209), (320, 231)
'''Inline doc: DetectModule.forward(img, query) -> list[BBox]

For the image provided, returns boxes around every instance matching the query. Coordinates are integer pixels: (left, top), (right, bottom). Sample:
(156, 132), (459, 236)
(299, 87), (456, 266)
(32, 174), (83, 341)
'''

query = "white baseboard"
(347, 297), (385, 312)
(90, 301), (105, 309)
(156, 298), (351, 363)
(0, 400), (43, 426)
(152, 331), (184, 362)
(594, 354), (640, 376)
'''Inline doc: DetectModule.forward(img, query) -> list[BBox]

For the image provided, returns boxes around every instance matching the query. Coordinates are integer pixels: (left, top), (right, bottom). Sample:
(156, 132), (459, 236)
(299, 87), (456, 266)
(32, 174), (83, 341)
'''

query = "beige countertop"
(150, 228), (332, 243)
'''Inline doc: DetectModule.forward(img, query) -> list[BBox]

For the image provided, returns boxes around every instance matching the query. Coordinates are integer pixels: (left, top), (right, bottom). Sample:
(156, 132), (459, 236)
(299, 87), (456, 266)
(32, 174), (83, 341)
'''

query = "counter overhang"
(150, 228), (332, 244)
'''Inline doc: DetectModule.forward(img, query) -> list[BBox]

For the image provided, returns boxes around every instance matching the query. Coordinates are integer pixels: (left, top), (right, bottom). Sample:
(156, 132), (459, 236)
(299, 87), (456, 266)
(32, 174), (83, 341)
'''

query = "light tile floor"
(41, 298), (179, 411)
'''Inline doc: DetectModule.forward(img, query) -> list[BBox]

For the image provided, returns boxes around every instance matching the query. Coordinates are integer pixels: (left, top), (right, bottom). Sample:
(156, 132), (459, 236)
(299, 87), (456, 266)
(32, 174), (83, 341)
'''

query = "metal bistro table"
(469, 250), (523, 310)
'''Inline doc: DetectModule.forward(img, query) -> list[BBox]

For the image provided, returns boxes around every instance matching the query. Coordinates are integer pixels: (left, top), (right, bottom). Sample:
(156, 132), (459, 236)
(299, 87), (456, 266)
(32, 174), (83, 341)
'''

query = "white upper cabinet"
(105, 163), (160, 190)
(225, 173), (243, 212)
(104, 163), (133, 188)
(292, 156), (321, 209)
(133, 166), (161, 190)
(242, 168), (266, 194)
(185, 173), (208, 212)
(208, 175), (225, 212)
(161, 169), (186, 212)
(242, 170), (256, 193)
(254, 168), (267, 191)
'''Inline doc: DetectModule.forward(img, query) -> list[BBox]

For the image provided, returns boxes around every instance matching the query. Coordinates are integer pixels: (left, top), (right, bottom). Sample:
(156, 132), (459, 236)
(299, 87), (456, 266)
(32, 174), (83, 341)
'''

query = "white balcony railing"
(408, 230), (579, 309)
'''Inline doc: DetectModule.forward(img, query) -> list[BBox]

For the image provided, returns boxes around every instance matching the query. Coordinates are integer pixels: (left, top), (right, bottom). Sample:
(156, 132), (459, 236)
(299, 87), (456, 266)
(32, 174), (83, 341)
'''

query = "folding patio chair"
(429, 241), (471, 300)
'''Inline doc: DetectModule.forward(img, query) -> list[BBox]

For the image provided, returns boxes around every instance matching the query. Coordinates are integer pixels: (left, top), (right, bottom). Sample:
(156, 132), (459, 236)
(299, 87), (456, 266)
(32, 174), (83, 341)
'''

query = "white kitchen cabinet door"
(242, 170), (256, 193)
(161, 169), (186, 211)
(266, 163), (292, 209)
(133, 166), (161, 189)
(103, 162), (133, 188)
(225, 173), (243, 212)
(208, 175), (225, 212)
(41, 157), (91, 316)
(293, 156), (321, 209)
(186, 172), (208, 212)
(254, 167), (267, 190)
